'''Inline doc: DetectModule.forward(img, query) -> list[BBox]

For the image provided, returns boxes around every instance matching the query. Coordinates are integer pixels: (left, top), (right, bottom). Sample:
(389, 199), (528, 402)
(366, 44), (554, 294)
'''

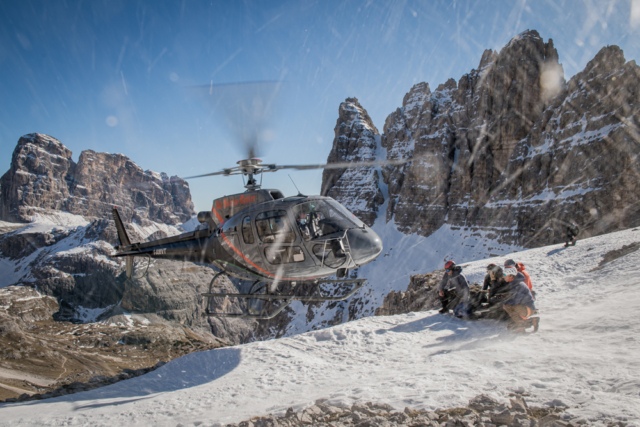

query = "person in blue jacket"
(502, 266), (537, 332)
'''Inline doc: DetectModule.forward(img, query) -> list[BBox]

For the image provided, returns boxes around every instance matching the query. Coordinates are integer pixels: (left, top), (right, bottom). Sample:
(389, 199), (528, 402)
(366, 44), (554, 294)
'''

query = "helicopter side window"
(242, 216), (254, 244)
(264, 246), (305, 264)
(255, 211), (296, 243)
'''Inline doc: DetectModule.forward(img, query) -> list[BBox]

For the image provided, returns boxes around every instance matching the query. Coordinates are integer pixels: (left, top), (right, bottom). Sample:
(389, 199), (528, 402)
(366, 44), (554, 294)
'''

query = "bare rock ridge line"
(1, 133), (195, 225)
(231, 394), (582, 427)
(322, 30), (640, 247)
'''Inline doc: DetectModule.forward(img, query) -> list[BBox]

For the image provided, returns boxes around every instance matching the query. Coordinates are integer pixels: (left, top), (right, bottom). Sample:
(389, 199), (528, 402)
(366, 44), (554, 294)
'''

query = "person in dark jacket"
(502, 266), (537, 332)
(481, 263), (497, 301)
(565, 222), (580, 247)
(482, 265), (509, 300)
(438, 260), (470, 316)
(474, 265), (510, 320)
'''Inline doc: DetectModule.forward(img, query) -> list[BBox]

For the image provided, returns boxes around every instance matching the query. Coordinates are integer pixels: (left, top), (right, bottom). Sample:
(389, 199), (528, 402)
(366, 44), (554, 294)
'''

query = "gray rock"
(513, 414), (534, 427)
(355, 416), (393, 427)
(351, 403), (378, 417)
(468, 394), (502, 413)
(252, 416), (279, 427)
(389, 412), (410, 424)
(296, 410), (313, 424)
(510, 398), (528, 413)
(490, 409), (515, 426)
(375, 270), (443, 316)
(537, 415), (561, 427)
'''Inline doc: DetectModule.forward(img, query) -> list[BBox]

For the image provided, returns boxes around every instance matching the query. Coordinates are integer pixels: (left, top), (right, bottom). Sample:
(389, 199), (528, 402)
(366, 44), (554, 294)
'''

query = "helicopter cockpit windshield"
(292, 199), (362, 241)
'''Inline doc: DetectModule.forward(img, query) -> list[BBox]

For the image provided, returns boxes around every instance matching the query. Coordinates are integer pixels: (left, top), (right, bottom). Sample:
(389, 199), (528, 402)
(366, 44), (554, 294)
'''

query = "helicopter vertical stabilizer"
(112, 208), (136, 279)
(112, 208), (131, 247)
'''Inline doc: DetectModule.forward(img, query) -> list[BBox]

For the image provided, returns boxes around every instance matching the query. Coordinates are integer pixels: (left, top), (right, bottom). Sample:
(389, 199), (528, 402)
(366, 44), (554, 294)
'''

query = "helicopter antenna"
(288, 174), (303, 196)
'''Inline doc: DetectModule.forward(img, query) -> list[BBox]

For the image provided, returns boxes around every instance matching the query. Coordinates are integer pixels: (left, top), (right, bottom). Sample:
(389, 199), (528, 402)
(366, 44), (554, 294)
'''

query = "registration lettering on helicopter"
(153, 248), (167, 255)
(215, 194), (257, 210)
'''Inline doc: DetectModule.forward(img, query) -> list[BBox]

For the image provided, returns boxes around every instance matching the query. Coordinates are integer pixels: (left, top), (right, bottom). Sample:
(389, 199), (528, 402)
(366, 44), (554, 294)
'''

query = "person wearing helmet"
(473, 264), (510, 320)
(504, 259), (534, 298)
(437, 260), (470, 316)
(502, 266), (537, 333)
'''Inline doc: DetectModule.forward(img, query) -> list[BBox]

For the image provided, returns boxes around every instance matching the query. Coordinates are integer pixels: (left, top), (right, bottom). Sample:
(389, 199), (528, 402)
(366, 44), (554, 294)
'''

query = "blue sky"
(1, 0), (638, 212)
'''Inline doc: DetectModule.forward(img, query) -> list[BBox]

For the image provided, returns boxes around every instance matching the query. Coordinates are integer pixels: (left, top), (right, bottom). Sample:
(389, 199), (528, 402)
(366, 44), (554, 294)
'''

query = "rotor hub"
(237, 158), (263, 167)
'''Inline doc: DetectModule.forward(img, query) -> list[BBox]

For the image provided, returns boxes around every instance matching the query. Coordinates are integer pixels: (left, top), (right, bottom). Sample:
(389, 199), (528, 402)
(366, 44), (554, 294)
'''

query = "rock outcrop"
(374, 270), (443, 316)
(1, 133), (195, 225)
(321, 99), (384, 226)
(230, 393), (578, 427)
(0, 286), (222, 402)
(323, 30), (640, 248)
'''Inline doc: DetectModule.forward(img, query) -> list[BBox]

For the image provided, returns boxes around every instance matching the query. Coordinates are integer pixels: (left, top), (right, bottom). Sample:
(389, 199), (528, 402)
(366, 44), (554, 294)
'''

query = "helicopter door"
(254, 210), (314, 269)
(235, 215), (267, 271)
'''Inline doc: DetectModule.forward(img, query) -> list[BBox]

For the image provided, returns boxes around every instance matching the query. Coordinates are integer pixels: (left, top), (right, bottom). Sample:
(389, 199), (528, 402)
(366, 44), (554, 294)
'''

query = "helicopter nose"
(346, 227), (383, 266)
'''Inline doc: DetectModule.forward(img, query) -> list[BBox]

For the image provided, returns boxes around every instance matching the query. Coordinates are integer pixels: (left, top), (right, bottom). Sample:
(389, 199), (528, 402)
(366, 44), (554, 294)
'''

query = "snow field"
(1, 228), (639, 426)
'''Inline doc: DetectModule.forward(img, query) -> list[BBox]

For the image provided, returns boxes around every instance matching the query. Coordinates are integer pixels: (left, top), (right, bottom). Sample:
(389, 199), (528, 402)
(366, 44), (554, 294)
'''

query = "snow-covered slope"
(2, 228), (639, 426)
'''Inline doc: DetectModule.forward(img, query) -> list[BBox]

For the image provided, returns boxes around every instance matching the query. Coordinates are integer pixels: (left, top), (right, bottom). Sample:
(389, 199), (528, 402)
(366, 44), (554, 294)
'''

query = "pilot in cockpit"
(296, 205), (323, 240)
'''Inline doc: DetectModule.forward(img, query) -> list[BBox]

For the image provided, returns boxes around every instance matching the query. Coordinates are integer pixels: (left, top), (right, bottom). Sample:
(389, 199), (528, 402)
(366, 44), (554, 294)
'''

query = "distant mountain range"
(322, 29), (640, 248)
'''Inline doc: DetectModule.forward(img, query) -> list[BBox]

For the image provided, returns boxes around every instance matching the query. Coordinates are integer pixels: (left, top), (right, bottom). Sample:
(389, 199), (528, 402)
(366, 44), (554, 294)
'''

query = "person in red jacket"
(515, 262), (532, 290)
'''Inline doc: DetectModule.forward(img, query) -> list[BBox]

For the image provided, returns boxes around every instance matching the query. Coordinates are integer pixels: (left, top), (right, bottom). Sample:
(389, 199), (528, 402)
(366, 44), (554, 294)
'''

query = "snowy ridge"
(2, 227), (639, 426)
(0, 213), (192, 324)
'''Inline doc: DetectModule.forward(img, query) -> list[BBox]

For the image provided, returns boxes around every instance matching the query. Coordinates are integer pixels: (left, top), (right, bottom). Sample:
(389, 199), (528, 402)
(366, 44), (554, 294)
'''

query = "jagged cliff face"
(321, 99), (384, 226)
(0, 134), (254, 347)
(323, 30), (640, 247)
(1, 133), (194, 225)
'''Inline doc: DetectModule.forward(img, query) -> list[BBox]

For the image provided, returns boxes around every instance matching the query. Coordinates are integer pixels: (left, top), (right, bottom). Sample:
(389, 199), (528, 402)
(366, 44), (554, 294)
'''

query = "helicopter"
(111, 81), (406, 319)
(112, 157), (406, 319)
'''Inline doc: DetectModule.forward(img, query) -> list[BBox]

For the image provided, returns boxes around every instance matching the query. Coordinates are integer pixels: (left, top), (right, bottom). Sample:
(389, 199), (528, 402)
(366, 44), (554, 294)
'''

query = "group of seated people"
(437, 259), (539, 333)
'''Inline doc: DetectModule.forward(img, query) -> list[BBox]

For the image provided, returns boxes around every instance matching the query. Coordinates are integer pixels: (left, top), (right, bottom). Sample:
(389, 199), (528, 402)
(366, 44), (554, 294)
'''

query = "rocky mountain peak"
(581, 45), (627, 78)
(1, 134), (195, 225)
(322, 29), (640, 247)
(17, 133), (71, 158)
(321, 98), (383, 226)
(478, 49), (497, 71)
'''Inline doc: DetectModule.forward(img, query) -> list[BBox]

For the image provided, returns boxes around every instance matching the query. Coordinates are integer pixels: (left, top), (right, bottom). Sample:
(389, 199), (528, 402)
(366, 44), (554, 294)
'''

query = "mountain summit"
(323, 30), (640, 248)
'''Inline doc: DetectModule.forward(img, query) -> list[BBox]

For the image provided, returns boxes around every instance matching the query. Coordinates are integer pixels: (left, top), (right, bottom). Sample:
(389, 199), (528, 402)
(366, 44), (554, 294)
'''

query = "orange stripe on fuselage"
(220, 232), (320, 281)
(211, 207), (224, 225)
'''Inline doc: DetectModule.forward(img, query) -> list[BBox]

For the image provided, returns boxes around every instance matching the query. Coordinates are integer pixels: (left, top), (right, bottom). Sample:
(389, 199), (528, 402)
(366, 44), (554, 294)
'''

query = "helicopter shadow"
(384, 312), (515, 355)
(11, 347), (242, 410)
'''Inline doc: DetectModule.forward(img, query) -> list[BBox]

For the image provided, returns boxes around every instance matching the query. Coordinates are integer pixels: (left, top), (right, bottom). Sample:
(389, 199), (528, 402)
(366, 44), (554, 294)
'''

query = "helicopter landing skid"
(202, 278), (366, 320)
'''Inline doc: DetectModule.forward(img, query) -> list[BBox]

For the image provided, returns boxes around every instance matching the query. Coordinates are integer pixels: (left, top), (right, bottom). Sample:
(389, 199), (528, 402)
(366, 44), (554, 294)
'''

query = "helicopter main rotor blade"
(183, 170), (231, 180)
(182, 158), (411, 180)
(187, 80), (285, 160)
(273, 158), (410, 171)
